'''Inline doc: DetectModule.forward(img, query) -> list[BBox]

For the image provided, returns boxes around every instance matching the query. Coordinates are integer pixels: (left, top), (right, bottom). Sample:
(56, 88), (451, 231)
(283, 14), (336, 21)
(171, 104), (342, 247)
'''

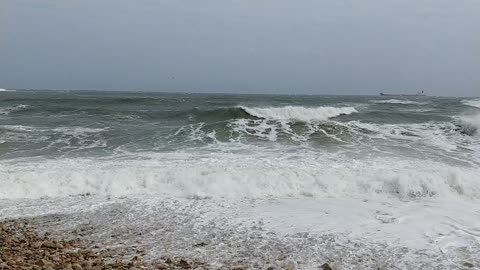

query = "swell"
(0, 95), (474, 125)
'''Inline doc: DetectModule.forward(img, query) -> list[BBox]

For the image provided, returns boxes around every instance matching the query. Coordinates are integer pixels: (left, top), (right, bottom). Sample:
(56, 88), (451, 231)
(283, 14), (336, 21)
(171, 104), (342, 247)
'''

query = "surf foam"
(240, 106), (357, 122)
(1, 153), (479, 200)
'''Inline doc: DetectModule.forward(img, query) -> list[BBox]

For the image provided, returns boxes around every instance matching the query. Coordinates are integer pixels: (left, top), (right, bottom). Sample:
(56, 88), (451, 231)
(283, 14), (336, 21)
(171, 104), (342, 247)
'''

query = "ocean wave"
(0, 154), (479, 200)
(239, 106), (357, 122)
(345, 120), (480, 154)
(459, 114), (480, 136)
(169, 119), (355, 144)
(462, 99), (480, 109)
(0, 125), (108, 149)
(372, 99), (427, 105)
(172, 106), (357, 123)
(0, 104), (31, 115)
(166, 116), (476, 151)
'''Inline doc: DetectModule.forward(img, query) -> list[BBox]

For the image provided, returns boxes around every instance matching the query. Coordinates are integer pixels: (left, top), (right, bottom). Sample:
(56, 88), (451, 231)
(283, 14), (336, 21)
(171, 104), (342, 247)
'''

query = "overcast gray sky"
(1, 0), (479, 96)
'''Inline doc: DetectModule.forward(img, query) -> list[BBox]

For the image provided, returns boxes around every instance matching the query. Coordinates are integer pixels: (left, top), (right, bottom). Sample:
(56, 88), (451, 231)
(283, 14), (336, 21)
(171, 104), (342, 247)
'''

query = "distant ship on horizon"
(380, 90), (426, 97)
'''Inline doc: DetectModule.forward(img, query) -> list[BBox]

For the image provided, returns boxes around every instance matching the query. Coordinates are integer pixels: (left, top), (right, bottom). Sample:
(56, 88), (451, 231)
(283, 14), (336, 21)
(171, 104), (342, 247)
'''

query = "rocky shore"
(0, 219), (337, 270)
(0, 220), (210, 270)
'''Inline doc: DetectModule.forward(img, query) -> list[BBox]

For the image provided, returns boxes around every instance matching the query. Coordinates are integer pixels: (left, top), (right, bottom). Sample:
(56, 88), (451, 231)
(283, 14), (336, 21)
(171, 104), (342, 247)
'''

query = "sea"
(1, 89), (480, 269)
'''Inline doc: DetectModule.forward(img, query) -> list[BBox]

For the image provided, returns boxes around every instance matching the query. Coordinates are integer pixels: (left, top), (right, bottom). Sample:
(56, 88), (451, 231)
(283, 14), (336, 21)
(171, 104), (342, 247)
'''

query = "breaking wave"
(459, 114), (480, 136)
(0, 154), (479, 200)
(239, 106), (357, 122)
(463, 99), (480, 109)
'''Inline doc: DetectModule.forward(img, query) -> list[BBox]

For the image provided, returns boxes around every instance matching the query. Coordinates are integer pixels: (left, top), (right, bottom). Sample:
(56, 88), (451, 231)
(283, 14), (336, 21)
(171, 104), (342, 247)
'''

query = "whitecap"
(240, 105), (357, 122)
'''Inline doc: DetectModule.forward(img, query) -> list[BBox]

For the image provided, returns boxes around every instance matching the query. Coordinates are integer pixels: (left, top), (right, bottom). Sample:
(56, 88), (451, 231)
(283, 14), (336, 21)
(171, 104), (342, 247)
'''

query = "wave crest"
(240, 106), (357, 122)
(459, 114), (480, 136)
(462, 99), (480, 109)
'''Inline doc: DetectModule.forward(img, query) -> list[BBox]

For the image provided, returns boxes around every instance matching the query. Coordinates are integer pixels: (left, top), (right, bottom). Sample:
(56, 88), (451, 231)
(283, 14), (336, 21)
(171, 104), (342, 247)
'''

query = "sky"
(1, 0), (479, 96)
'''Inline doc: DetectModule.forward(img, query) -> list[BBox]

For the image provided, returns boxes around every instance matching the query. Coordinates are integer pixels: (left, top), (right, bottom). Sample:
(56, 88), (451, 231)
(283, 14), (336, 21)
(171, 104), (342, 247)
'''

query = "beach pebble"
(72, 263), (83, 270)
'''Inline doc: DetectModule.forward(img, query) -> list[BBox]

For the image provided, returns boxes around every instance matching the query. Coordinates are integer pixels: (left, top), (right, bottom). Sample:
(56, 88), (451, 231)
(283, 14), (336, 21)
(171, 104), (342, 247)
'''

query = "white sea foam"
(171, 116), (478, 156)
(345, 120), (480, 154)
(462, 99), (480, 108)
(228, 119), (280, 141)
(372, 99), (427, 105)
(1, 152), (479, 265)
(240, 106), (357, 122)
(1, 152), (479, 200)
(1, 194), (479, 268)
